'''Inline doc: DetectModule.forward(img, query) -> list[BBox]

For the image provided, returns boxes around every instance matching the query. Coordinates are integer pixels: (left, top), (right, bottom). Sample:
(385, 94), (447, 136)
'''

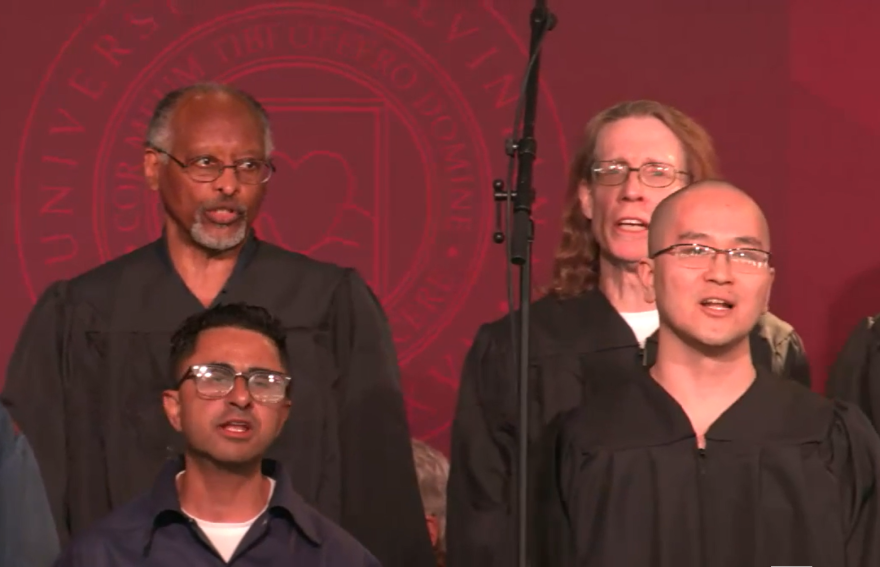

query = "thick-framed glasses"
(590, 160), (689, 189)
(150, 146), (275, 185)
(650, 243), (772, 274)
(180, 364), (291, 404)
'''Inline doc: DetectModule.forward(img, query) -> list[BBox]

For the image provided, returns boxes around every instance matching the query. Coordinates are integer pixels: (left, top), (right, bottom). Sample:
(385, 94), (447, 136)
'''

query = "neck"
(597, 256), (655, 312)
(165, 219), (242, 288)
(177, 453), (269, 523)
(651, 326), (755, 409)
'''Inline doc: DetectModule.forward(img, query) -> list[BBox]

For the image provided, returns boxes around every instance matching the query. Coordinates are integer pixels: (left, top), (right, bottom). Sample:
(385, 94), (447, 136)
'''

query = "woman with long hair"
(446, 100), (809, 567)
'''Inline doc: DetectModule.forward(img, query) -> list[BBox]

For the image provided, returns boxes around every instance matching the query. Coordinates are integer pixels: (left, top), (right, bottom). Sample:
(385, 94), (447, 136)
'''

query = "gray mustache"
(199, 201), (247, 214)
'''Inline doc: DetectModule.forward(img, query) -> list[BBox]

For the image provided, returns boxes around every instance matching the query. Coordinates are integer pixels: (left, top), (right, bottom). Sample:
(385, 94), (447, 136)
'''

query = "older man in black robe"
(2, 82), (434, 567)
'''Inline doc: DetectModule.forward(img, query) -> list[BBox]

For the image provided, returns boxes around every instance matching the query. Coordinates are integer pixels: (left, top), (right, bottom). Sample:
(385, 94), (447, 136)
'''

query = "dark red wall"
(1, 0), (873, 453)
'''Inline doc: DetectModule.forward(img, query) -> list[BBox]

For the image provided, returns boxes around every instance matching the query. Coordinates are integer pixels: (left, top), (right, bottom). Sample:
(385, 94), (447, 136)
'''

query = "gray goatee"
(190, 202), (248, 252)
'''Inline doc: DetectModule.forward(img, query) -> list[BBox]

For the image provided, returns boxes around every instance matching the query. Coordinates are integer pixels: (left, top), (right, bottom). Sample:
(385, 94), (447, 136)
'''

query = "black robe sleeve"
(1, 281), (70, 542)
(446, 323), (516, 567)
(328, 269), (435, 567)
(831, 402), (880, 566)
(827, 316), (880, 429)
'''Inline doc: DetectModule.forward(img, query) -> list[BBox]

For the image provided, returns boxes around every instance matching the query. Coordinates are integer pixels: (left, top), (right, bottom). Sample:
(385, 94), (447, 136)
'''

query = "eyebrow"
(676, 231), (709, 241)
(600, 157), (677, 165)
(249, 366), (287, 375)
(676, 231), (766, 248)
(195, 362), (285, 374)
(185, 149), (266, 159)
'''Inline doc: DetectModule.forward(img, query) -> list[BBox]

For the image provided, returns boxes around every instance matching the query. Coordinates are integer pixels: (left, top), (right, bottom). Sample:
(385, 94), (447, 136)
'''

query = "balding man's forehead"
(670, 204), (770, 248)
(650, 185), (771, 251)
(671, 228), (767, 249)
(683, 180), (741, 193)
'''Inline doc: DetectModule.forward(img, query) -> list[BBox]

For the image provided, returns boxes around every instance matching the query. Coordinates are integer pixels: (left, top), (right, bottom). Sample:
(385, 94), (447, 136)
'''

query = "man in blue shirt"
(0, 404), (59, 567)
(54, 303), (380, 566)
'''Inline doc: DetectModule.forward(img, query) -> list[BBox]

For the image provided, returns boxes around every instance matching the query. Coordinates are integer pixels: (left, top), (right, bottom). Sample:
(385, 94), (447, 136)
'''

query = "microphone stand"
(491, 3), (556, 567)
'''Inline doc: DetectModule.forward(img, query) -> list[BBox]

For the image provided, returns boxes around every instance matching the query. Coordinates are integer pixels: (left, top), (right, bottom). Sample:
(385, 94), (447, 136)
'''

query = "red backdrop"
(0, 0), (872, 453)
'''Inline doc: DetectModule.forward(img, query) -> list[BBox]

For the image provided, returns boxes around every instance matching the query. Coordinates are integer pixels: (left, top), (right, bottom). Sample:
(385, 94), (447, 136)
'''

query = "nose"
(619, 169), (646, 201)
(226, 376), (253, 409)
(213, 166), (241, 197)
(704, 252), (734, 285)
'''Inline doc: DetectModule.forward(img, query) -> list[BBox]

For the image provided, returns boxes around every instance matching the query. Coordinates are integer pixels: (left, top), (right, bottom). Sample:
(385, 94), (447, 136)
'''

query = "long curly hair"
(548, 100), (720, 298)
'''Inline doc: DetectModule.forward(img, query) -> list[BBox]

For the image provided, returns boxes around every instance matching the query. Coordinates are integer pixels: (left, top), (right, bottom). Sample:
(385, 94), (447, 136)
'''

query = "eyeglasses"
(650, 243), (772, 274)
(590, 161), (689, 189)
(150, 146), (275, 184)
(179, 364), (291, 404)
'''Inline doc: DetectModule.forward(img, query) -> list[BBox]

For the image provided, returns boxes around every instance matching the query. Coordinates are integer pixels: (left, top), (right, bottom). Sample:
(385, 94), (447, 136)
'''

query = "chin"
(209, 450), (263, 469)
(186, 444), (263, 472)
(693, 330), (751, 353)
(600, 243), (644, 266)
(669, 323), (749, 355)
(191, 223), (247, 252)
(607, 251), (643, 267)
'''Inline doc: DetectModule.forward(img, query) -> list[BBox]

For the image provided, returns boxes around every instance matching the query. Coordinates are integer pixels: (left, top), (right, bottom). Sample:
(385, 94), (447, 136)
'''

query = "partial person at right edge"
(827, 313), (880, 433)
(445, 100), (811, 567)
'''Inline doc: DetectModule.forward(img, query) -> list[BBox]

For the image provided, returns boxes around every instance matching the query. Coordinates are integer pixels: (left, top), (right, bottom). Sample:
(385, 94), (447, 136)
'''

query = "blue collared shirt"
(53, 458), (382, 566)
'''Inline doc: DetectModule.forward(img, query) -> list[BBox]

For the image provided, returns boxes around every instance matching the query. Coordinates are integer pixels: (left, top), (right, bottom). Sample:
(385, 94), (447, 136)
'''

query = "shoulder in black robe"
(555, 368), (880, 567)
(1, 234), (435, 567)
(827, 313), (880, 432)
(446, 288), (811, 567)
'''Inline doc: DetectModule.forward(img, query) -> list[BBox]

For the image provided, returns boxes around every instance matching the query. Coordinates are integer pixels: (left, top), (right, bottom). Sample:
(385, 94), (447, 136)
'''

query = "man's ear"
(577, 180), (593, 220)
(276, 399), (292, 436)
(144, 149), (161, 192)
(637, 257), (657, 304)
(163, 390), (183, 432)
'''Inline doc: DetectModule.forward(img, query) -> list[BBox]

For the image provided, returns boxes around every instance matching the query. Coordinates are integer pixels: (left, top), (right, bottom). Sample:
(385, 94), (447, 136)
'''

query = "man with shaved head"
(551, 180), (880, 567)
(646, 180), (774, 361)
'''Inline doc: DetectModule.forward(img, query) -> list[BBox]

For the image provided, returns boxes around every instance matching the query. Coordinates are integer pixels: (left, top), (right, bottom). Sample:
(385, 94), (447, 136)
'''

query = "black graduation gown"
(827, 313), (880, 432)
(555, 367), (880, 567)
(446, 288), (811, 567)
(1, 234), (435, 567)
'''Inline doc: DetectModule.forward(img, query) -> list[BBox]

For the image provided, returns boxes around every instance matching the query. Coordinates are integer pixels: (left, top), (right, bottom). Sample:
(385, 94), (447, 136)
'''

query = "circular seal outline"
(15, 1), (571, 302)
(14, 1), (573, 443)
(14, 8), (103, 301)
(15, 2), (503, 366)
